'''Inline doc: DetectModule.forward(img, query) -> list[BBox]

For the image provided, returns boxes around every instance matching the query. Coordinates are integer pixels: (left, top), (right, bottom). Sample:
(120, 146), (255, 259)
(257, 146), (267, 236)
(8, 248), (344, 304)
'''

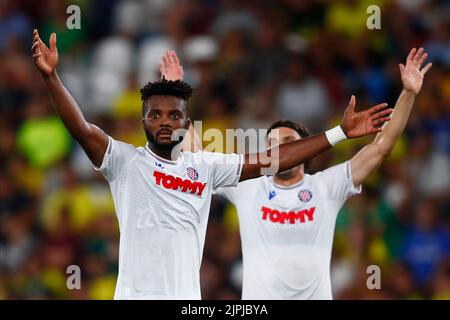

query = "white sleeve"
(91, 136), (138, 182)
(200, 151), (243, 190)
(315, 161), (362, 206)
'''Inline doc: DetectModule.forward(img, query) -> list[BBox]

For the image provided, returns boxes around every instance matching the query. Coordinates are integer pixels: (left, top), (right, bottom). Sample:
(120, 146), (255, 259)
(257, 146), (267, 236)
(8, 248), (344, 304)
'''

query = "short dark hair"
(140, 78), (193, 117)
(267, 120), (311, 171)
(267, 120), (310, 139)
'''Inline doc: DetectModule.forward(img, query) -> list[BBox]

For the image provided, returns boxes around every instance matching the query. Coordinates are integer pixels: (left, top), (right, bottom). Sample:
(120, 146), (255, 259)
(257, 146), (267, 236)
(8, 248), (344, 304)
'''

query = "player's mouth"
(156, 129), (173, 139)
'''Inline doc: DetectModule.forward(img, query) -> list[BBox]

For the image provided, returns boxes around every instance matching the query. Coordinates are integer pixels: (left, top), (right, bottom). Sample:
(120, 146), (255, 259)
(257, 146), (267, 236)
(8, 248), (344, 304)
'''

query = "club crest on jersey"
(298, 189), (312, 202)
(186, 167), (199, 181)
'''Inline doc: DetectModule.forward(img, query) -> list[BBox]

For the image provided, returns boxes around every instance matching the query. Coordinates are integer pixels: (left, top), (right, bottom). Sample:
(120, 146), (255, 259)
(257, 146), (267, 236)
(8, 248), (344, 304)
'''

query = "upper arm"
(91, 135), (139, 182)
(77, 123), (109, 169)
(202, 152), (243, 189)
(318, 162), (362, 206)
(350, 142), (386, 187)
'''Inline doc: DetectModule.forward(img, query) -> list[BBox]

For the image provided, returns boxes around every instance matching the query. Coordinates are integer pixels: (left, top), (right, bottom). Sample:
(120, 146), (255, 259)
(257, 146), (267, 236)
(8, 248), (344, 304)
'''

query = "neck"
(147, 142), (180, 161)
(273, 169), (304, 187)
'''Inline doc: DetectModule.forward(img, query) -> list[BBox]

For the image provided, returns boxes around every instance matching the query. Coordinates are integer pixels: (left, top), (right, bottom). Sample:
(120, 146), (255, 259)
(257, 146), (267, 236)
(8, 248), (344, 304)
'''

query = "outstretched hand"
(400, 47), (432, 94)
(31, 29), (58, 76)
(341, 95), (393, 138)
(160, 50), (184, 81)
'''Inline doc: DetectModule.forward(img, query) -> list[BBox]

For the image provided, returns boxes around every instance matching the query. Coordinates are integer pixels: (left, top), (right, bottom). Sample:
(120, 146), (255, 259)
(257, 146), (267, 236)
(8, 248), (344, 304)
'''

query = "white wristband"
(325, 125), (347, 146)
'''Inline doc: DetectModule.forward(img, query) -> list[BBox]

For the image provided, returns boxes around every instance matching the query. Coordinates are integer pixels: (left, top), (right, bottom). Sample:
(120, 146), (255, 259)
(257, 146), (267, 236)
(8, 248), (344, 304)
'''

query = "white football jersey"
(93, 136), (243, 299)
(216, 161), (361, 300)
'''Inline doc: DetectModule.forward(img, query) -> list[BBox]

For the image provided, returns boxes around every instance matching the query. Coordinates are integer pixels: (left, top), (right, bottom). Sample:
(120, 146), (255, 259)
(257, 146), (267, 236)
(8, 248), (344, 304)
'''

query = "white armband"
(325, 125), (347, 146)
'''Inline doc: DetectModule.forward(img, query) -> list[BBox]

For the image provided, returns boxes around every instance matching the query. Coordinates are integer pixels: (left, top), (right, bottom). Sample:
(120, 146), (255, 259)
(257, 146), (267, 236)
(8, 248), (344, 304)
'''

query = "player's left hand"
(160, 50), (184, 81)
(341, 95), (393, 138)
(400, 47), (432, 95)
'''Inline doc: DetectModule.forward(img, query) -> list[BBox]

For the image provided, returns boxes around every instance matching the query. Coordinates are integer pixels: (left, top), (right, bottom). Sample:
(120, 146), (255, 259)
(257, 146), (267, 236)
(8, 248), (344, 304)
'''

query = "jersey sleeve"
(213, 185), (239, 204)
(91, 136), (138, 182)
(200, 151), (243, 190)
(315, 161), (362, 207)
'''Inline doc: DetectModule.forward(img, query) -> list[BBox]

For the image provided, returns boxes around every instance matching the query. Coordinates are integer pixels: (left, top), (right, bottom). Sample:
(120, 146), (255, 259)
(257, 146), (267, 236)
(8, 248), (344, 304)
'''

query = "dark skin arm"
(159, 50), (394, 182)
(32, 29), (108, 167)
(239, 94), (392, 181)
(240, 134), (330, 181)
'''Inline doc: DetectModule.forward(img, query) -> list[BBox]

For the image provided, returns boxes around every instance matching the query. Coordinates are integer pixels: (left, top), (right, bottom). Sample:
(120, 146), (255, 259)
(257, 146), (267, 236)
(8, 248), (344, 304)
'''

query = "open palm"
(341, 96), (393, 138)
(400, 48), (432, 94)
(32, 29), (58, 76)
(160, 50), (184, 81)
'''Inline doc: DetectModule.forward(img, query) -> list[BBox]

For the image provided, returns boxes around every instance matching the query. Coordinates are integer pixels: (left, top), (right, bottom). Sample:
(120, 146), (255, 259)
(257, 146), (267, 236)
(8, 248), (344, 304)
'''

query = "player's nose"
(159, 114), (171, 126)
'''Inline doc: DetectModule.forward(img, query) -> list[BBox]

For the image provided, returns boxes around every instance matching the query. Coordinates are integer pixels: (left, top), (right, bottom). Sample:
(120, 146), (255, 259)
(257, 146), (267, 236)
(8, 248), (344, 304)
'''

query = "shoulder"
(182, 150), (240, 164)
(311, 161), (350, 180)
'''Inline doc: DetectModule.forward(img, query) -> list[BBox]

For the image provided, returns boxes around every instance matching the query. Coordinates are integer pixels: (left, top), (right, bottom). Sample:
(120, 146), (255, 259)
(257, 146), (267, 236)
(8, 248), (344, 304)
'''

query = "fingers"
(372, 127), (383, 133)
(171, 50), (179, 65)
(31, 41), (39, 51)
(50, 32), (57, 52)
(346, 95), (356, 113)
(367, 102), (389, 115)
(413, 47), (424, 64)
(33, 28), (39, 42)
(371, 107), (393, 120)
(417, 51), (428, 66)
(372, 116), (392, 126)
(162, 53), (170, 69)
(33, 28), (43, 46)
(32, 28), (45, 55)
(407, 48), (417, 62)
(421, 62), (432, 75)
(407, 47), (429, 68)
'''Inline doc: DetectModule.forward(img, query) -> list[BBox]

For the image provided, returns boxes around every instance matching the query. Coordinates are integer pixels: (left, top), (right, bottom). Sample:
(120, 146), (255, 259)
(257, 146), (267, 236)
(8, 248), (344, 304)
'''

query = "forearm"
(373, 90), (416, 153)
(240, 133), (331, 181)
(43, 70), (108, 167)
(43, 70), (91, 141)
(351, 90), (416, 186)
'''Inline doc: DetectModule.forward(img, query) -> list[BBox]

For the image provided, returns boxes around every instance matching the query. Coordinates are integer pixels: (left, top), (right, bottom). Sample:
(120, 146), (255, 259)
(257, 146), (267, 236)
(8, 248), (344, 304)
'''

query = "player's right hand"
(160, 50), (184, 81)
(31, 29), (58, 76)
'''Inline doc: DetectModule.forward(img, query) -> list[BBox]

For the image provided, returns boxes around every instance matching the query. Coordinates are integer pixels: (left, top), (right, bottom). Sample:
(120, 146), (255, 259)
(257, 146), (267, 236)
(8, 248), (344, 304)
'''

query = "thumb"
(399, 63), (405, 75)
(346, 95), (356, 113)
(50, 33), (57, 52)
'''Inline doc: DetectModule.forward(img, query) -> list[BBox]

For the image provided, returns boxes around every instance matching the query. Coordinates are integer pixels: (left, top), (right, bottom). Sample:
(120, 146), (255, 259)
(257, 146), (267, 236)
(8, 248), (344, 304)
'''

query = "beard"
(276, 168), (296, 180)
(145, 127), (184, 151)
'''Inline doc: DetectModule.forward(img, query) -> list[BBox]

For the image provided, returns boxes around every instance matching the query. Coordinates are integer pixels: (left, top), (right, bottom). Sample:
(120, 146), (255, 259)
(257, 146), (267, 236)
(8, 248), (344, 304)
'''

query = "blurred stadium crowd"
(0, 0), (449, 300)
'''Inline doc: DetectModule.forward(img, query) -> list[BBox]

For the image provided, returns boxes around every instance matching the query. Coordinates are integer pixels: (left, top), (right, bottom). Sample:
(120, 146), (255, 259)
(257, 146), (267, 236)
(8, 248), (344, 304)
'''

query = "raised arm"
(32, 29), (108, 167)
(240, 96), (392, 181)
(350, 48), (432, 187)
(159, 50), (393, 180)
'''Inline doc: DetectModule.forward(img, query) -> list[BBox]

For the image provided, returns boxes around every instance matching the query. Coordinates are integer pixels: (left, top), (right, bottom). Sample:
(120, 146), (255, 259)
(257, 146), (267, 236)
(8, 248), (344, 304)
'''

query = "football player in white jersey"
(31, 29), (393, 299)
(168, 47), (431, 300)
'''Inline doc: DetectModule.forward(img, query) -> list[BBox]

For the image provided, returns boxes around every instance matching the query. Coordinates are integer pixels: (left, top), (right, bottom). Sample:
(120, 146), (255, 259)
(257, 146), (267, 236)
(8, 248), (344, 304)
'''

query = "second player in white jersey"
(216, 162), (360, 299)
(214, 47), (432, 300)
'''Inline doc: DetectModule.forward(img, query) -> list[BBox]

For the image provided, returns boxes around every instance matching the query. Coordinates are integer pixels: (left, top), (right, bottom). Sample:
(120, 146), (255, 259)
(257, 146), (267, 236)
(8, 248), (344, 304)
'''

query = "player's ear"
(141, 118), (145, 130)
(185, 118), (191, 130)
